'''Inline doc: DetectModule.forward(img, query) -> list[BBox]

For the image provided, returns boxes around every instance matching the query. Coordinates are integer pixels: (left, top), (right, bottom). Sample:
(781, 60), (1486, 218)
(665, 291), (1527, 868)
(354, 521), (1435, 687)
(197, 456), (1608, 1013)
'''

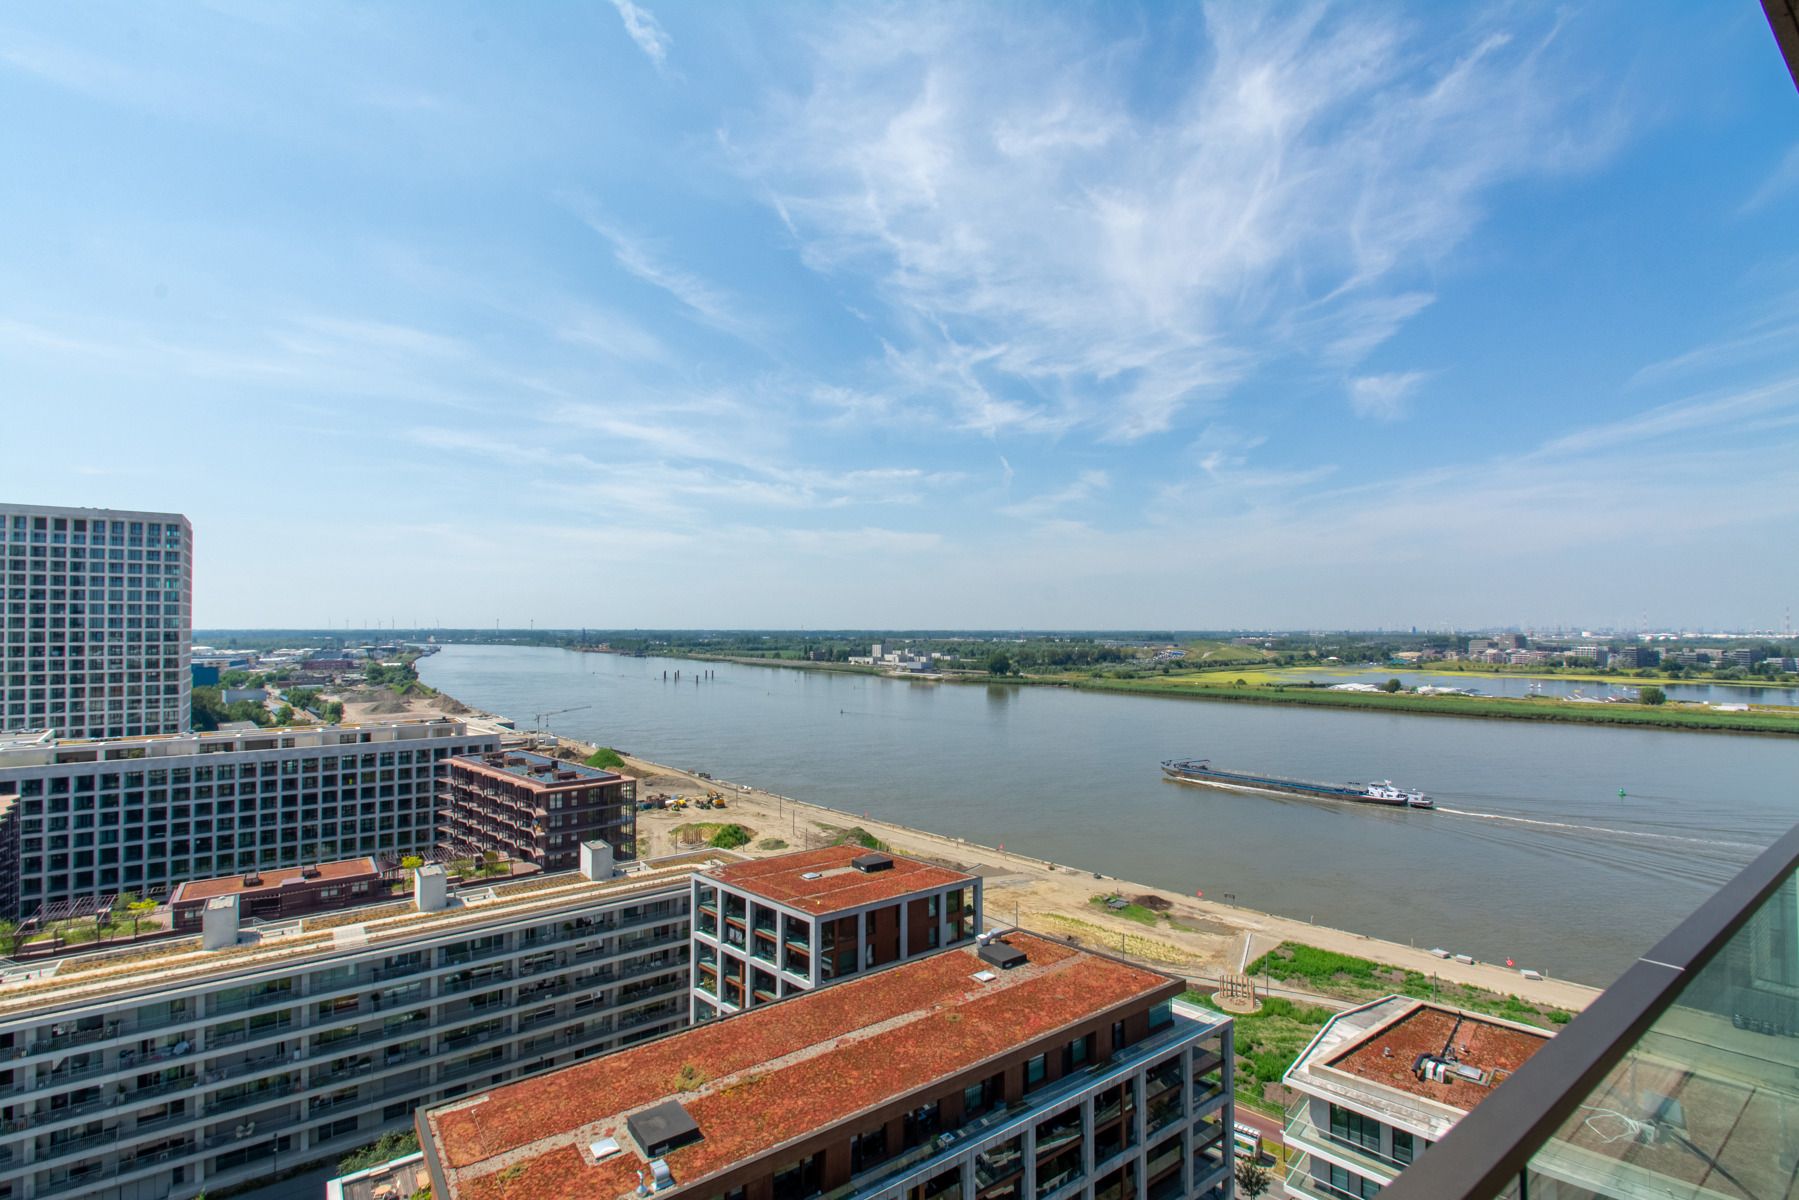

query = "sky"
(4, 3), (1797, 631)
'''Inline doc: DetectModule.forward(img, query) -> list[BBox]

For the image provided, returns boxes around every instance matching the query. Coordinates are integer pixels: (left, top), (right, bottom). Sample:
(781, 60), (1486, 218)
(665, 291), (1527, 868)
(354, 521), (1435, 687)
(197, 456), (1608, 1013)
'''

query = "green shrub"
(585, 747), (626, 770)
(709, 824), (752, 850)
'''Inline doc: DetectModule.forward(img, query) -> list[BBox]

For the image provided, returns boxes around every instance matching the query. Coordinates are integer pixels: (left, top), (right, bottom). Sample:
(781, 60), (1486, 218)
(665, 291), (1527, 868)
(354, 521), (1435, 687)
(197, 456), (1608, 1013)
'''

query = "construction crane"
(532, 705), (592, 748)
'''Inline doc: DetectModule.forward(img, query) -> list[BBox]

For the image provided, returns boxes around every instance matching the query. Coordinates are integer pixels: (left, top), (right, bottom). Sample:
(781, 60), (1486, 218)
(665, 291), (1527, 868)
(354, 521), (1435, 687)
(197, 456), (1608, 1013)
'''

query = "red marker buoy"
(1195, 889), (1204, 899)
(1506, 958), (1515, 968)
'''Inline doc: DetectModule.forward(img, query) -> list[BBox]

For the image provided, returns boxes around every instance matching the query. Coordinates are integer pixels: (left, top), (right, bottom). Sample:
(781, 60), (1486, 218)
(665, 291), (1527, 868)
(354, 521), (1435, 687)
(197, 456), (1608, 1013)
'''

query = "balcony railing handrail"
(1380, 817), (1799, 1200)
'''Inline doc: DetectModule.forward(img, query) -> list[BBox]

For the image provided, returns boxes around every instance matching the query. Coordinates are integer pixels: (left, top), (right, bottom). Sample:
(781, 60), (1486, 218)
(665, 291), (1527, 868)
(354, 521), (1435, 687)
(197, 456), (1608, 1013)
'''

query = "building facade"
(437, 751), (637, 873)
(0, 856), (699, 1200)
(1281, 997), (1549, 1200)
(1, 504), (193, 741)
(0, 717), (501, 917)
(691, 846), (981, 1020)
(419, 931), (1234, 1200)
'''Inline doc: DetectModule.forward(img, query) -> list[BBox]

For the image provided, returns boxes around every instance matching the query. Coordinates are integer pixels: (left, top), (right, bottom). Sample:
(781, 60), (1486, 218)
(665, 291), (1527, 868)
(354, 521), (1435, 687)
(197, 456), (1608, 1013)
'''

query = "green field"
(1066, 675), (1799, 735)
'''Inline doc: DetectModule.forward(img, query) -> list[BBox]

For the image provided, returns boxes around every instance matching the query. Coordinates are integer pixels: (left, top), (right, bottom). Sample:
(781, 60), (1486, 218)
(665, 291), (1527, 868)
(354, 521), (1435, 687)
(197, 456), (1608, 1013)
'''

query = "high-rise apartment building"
(438, 751), (637, 874)
(0, 504), (193, 740)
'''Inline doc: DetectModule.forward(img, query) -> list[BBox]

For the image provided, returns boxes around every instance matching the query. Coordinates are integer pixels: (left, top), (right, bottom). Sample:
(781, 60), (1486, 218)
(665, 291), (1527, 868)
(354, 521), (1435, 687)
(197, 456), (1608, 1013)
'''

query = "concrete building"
(437, 750), (636, 874)
(1280, 996), (1550, 1200)
(417, 931), (1234, 1200)
(691, 846), (981, 1021)
(167, 857), (386, 932)
(0, 852), (703, 1200)
(0, 717), (501, 917)
(1, 504), (193, 741)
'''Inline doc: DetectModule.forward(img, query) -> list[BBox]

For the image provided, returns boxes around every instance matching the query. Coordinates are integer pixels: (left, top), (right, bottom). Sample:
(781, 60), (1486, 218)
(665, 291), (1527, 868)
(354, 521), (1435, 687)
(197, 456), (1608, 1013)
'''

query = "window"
(1329, 1105), (1382, 1153)
(1326, 1163), (1382, 1199)
(850, 1125), (889, 1172)
(1391, 1128), (1415, 1166)
(1024, 1053), (1048, 1091)
(772, 1152), (822, 1200)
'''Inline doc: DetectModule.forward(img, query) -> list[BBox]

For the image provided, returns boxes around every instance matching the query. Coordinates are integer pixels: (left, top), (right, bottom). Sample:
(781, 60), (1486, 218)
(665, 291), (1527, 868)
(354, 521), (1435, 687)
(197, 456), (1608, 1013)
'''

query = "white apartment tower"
(1, 504), (194, 740)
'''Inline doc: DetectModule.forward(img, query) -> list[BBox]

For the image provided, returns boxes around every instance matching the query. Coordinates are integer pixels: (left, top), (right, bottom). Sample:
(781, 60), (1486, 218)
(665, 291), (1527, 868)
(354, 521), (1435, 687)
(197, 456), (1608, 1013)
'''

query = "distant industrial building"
(437, 751), (636, 875)
(1280, 996), (1550, 1200)
(691, 845), (981, 1019)
(0, 717), (501, 917)
(1, 503), (193, 740)
(417, 931), (1235, 1200)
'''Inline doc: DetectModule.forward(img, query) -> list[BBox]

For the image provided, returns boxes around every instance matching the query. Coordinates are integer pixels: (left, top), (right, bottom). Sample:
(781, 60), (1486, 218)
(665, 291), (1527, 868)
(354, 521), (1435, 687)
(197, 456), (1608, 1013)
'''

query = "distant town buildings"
(1, 503), (193, 740)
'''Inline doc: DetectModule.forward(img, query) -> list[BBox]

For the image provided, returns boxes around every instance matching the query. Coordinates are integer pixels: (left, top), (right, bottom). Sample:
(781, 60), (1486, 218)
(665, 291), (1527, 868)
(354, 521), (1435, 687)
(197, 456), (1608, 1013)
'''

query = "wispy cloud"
(734, 6), (1616, 441)
(1348, 371), (1427, 421)
(1739, 143), (1799, 216)
(566, 200), (758, 339)
(1000, 469), (1109, 520)
(607, 0), (672, 69)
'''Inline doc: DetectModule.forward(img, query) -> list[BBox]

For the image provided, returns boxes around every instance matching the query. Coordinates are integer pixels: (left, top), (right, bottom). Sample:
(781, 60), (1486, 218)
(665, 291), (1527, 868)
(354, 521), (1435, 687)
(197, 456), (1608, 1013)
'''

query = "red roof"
(423, 934), (1176, 1200)
(704, 846), (975, 915)
(170, 857), (380, 903)
(1326, 1005), (1549, 1110)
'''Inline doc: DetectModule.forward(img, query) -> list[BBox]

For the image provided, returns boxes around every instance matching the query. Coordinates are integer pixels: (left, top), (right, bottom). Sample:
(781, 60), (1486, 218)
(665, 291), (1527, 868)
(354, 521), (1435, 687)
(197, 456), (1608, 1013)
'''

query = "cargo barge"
(1161, 758), (1434, 809)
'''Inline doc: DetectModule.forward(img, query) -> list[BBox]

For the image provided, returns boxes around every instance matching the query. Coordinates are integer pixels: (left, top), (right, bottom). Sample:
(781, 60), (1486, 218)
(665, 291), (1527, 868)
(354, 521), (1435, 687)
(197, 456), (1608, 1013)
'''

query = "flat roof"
(1327, 1004), (1548, 1108)
(422, 933), (1178, 1200)
(453, 750), (621, 789)
(704, 845), (975, 915)
(170, 857), (381, 903)
(0, 853), (734, 1023)
(1287, 996), (1551, 1138)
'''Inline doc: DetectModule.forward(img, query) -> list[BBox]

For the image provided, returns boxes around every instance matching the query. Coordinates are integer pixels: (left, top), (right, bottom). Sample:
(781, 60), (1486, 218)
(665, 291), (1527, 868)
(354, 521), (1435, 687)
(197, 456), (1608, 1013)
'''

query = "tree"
(1638, 685), (1667, 706)
(338, 1130), (419, 1175)
(400, 855), (424, 871)
(984, 651), (1013, 676)
(1382, 678), (1403, 693)
(1236, 1159), (1272, 1197)
(274, 705), (295, 725)
(0, 919), (17, 957)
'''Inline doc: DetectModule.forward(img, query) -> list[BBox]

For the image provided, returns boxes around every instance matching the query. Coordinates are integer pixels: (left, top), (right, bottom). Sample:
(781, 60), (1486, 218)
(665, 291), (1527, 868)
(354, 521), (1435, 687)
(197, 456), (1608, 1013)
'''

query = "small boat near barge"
(1161, 758), (1434, 809)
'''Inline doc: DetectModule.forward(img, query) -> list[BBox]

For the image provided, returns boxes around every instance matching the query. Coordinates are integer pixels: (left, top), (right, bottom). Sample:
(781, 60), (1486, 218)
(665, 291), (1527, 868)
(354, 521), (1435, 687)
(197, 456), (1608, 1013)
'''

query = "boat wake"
(1434, 807), (1760, 852)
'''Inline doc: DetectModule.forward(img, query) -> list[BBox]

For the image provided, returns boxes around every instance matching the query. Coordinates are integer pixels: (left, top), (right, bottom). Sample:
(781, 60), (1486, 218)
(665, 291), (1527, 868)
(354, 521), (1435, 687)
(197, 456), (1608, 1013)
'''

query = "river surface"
(420, 645), (1799, 987)
(1273, 668), (1799, 706)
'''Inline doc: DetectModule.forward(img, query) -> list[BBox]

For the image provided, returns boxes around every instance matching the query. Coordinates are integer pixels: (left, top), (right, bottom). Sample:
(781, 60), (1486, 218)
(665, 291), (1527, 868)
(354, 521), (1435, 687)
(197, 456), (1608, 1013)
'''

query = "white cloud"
(1739, 143), (1799, 216)
(1348, 371), (1427, 421)
(1000, 469), (1109, 520)
(735, 5), (1615, 441)
(567, 202), (757, 338)
(607, 0), (671, 69)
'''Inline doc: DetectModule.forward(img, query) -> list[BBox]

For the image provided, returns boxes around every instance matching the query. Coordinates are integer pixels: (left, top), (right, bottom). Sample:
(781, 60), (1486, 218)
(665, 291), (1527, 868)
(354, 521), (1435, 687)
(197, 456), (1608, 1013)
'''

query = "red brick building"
(169, 856), (383, 930)
(437, 751), (636, 873)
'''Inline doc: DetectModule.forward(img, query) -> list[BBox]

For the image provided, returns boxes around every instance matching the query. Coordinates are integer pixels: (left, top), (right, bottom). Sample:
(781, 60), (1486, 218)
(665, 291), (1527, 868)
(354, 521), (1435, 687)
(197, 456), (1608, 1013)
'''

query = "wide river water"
(420, 645), (1798, 986)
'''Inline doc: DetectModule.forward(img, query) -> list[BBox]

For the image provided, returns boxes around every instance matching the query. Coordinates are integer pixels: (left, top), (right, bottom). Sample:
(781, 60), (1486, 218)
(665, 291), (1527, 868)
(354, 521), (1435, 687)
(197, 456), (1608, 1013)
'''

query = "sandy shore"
(619, 754), (1600, 1013)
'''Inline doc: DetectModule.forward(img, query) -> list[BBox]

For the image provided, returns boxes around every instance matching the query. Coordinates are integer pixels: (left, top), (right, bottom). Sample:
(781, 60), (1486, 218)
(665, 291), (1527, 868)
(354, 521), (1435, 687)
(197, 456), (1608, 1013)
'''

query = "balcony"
(1284, 1153), (1381, 1200)
(1283, 1099), (1408, 1183)
(1381, 819), (1799, 1200)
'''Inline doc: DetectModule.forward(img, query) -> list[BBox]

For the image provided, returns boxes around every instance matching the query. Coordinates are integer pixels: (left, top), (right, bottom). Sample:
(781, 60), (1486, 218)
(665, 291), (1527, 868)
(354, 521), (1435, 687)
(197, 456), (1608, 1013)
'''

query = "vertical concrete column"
(899, 901), (909, 962)
(856, 910), (868, 975)
(1081, 1093), (1096, 1180)
(807, 915), (822, 989)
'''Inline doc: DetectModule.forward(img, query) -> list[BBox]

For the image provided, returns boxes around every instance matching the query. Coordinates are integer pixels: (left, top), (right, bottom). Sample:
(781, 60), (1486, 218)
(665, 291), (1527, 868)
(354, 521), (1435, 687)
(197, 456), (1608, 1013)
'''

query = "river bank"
(629, 649), (1799, 737)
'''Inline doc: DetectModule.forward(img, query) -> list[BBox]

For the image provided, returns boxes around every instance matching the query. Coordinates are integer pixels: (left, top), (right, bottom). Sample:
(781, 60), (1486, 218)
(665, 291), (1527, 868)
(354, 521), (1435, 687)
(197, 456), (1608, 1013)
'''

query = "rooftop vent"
(242, 871), (262, 888)
(978, 941), (1028, 971)
(799, 871), (824, 881)
(588, 1137), (622, 1163)
(627, 1100), (703, 1159)
(851, 852), (894, 873)
(300, 865), (321, 880)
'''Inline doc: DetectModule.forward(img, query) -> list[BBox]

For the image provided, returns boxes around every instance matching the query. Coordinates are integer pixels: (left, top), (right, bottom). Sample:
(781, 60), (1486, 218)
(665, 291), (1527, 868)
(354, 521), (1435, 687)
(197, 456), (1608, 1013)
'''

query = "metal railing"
(1381, 818), (1799, 1200)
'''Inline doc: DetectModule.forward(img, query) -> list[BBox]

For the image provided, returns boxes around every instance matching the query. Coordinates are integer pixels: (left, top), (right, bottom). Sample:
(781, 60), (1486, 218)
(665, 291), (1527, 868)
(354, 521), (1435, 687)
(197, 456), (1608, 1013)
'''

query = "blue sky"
(4, 2), (1797, 630)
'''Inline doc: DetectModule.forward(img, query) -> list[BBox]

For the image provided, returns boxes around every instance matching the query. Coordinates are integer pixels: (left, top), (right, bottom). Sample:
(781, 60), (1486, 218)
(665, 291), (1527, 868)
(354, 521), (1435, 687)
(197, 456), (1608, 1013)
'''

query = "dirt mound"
(1133, 894), (1173, 912)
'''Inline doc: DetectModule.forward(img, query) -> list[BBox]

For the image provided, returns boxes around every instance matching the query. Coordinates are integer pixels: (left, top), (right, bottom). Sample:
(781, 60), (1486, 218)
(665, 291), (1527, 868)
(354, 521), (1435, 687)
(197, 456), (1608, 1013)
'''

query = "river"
(419, 644), (1798, 987)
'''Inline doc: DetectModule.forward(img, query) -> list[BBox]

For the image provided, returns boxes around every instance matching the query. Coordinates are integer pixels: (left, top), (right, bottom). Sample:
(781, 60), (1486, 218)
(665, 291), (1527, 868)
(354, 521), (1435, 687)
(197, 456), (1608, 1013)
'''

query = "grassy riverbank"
(1063, 674), (1799, 735)
(643, 646), (1799, 735)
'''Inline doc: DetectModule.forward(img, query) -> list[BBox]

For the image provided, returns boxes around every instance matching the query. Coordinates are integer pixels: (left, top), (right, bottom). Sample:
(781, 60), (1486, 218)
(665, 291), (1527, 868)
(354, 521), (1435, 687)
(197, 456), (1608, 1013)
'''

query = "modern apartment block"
(418, 931), (1235, 1200)
(0, 853), (702, 1200)
(0, 717), (501, 917)
(691, 845), (981, 1020)
(437, 750), (637, 872)
(0, 504), (193, 741)
(1281, 998), (1549, 1200)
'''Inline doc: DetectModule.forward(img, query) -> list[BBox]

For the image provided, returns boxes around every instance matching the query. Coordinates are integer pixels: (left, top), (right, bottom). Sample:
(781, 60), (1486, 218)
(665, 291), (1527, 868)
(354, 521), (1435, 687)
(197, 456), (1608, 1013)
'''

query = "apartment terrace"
(703, 844), (975, 915)
(0, 851), (731, 1022)
(422, 932), (1178, 1200)
(0, 715), (481, 767)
